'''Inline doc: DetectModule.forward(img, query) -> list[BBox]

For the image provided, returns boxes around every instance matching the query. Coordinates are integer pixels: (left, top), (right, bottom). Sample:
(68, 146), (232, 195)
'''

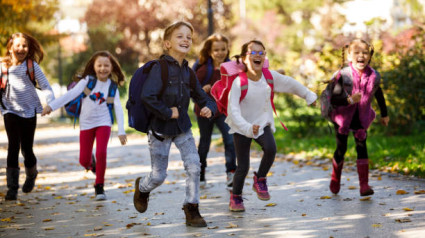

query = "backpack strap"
(83, 76), (97, 96)
(1, 62), (8, 90)
(238, 72), (249, 102)
(26, 59), (36, 86)
(106, 81), (118, 124)
(263, 68), (288, 131)
(158, 59), (169, 96)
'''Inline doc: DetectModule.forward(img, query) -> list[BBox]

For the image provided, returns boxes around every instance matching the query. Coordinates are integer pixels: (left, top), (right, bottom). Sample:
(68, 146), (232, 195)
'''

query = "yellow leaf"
(44, 227), (55, 230)
(44, 186), (52, 190)
(146, 222), (151, 226)
(265, 203), (277, 207)
(360, 197), (371, 201)
(301, 213), (307, 216)
(348, 186), (357, 190)
(396, 190), (408, 195)
(111, 201), (117, 203)
(1, 217), (13, 222)
(403, 207), (414, 211)
(377, 176), (382, 181)
(42, 219), (52, 222)
(54, 196), (62, 199)
(226, 222), (238, 228)
(372, 223), (382, 228)
(200, 195), (207, 199)
(84, 234), (98, 237)
(267, 171), (273, 176)
(320, 196), (332, 199)
(414, 190), (425, 194)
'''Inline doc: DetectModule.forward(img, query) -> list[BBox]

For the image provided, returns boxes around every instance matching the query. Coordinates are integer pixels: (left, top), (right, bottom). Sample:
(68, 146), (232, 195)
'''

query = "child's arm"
(34, 62), (55, 103)
(374, 87), (389, 126)
(271, 70), (317, 105)
(42, 78), (88, 115)
(113, 89), (127, 144)
(190, 73), (217, 118)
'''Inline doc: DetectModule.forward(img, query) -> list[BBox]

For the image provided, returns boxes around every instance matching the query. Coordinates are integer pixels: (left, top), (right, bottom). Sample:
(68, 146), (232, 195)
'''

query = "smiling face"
(164, 25), (193, 57)
(210, 40), (228, 66)
(94, 56), (112, 82)
(242, 42), (266, 73)
(347, 42), (371, 73)
(9, 36), (29, 65)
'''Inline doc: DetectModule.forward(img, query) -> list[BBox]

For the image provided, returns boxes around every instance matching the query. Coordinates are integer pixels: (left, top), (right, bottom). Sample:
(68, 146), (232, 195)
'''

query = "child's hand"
(252, 125), (260, 136)
(118, 135), (127, 145)
(380, 116), (389, 126)
(200, 107), (212, 118)
(310, 101), (317, 107)
(349, 93), (362, 104)
(171, 107), (179, 119)
(202, 84), (211, 93)
(41, 106), (52, 116)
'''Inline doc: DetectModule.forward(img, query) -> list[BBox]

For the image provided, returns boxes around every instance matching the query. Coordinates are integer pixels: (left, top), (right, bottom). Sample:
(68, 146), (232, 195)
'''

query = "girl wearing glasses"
(225, 40), (317, 212)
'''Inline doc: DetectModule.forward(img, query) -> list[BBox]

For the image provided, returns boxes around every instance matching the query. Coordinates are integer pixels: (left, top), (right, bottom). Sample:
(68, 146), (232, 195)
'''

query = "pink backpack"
(211, 59), (287, 130)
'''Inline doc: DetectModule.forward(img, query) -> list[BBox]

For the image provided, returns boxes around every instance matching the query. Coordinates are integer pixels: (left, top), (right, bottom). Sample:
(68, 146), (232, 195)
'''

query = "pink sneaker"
(252, 172), (270, 200)
(229, 192), (245, 212)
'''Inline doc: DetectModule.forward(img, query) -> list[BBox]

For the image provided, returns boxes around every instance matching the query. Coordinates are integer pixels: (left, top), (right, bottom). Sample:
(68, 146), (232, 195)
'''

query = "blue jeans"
(197, 114), (237, 173)
(139, 130), (201, 204)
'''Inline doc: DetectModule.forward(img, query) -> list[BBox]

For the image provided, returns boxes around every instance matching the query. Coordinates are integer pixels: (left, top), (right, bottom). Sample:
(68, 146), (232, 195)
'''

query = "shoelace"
(257, 179), (268, 192)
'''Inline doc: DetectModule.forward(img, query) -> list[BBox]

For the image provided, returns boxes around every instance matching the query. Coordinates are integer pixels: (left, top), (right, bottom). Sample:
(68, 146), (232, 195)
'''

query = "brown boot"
(182, 203), (207, 227)
(133, 177), (150, 213)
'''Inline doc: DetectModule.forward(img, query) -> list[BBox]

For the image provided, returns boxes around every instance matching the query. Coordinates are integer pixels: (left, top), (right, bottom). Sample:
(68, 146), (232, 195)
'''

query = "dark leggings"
(4, 113), (37, 168)
(232, 126), (276, 195)
(333, 124), (368, 164)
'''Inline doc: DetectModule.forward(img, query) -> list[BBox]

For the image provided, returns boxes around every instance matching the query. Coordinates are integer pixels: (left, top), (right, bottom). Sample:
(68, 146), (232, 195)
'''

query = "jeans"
(197, 114), (237, 173)
(4, 113), (37, 168)
(139, 130), (201, 204)
(232, 126), (276, 195)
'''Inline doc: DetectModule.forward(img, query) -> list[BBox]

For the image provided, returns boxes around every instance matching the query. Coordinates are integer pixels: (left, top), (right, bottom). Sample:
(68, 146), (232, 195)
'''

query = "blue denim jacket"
(141, 55), (217, 136)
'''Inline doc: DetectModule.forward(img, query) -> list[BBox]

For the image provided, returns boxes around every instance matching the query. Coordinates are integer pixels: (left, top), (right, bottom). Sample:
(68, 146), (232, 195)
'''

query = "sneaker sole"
(229, 206), (245, 212)
(95, 194), (107, 200)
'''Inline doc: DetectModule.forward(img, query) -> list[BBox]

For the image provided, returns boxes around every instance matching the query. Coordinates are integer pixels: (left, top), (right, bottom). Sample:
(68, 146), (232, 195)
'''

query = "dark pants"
(232, 126), (276, 195)
(197, 114), (237, 173)
(4, 113), (37, 168)
(333, 123), (368, 164)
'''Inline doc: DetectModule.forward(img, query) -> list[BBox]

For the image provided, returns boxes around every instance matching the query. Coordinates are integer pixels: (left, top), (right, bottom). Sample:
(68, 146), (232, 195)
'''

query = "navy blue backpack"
(65, 75), (118, 125)
(126, 59), (197, 133)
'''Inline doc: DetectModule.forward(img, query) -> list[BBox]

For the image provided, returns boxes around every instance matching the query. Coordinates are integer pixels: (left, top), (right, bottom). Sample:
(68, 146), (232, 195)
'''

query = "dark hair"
(81, 50), (125, 86)
(340, 38), (375, 69)
(233, 40), (266, 72)
(198, 34), (230, 65)
(3, 32), (44, 66)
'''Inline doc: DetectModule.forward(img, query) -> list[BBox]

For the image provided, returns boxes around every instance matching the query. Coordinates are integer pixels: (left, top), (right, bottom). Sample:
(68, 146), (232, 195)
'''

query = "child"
(225, 40), (317, 212)
(193, 34), (237, 187)
(42, 50), (127, 200)
(133, 21), (216, 227)
(1, 33), (55, 201)
(328, 39), (389, 196)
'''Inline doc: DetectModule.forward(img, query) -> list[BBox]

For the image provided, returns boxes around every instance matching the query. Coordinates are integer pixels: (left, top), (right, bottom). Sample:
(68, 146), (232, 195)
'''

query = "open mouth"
(253, 59), (262, 65)
(179, 44), (189, 49)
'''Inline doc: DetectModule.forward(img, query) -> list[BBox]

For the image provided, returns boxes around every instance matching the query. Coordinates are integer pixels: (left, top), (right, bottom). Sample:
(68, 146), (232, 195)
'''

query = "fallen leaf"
(320, 196), (332, 199)
(348, 186), (357, 190)
(403, 207), (414, 211)
(1, 217), (14, 222)
(396, 190), (408, 195)
(225, 222), (238, 228)
(208, 226), (219, 229)
(54, 196), (63, 199)
(301, 213), (307, 216)
(44, 227), (55, 230)
(372, 223), (382, 228)
(395, 218), (411, 223)
(267, 172), (273, 176)
(200, 195), (207, 199)
(42, 219), (52, 222)
(414, 190), (425, 194)
(265, 203), (277, 207)
(360, 197), (371, 201)
(94, 226), (103, 231)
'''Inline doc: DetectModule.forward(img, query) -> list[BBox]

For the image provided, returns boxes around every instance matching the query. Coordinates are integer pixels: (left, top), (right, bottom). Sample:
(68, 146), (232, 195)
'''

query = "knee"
(186, 162), (201, 176)
(150, 170), (167, 187)
(263, 144), (276, 158)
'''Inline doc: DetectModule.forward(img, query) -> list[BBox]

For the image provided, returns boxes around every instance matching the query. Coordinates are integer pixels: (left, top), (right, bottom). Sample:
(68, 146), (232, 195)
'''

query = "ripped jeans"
(139, 130), (201, 204)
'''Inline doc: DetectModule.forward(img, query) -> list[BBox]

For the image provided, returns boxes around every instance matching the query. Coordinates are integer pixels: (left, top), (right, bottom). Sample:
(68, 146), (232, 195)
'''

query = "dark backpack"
(65, 75), (118, 125)
(126, 59), (197, 133)
(0, 59), (37, 109)
(192, 58), (214, 86)
(320, 71), (344, 121)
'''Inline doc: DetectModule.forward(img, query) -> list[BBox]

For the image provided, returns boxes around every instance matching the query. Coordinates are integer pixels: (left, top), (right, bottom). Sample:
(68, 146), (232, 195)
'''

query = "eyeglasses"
(246, 51), (266, 56)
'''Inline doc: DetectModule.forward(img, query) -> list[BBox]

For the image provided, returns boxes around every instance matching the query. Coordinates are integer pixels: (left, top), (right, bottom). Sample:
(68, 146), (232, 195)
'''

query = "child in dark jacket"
(133, 21), (217, 227)
(328, 39), (389, 196)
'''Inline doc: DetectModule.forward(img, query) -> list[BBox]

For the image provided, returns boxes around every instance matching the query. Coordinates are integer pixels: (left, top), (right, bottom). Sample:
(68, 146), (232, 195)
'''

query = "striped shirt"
(0, 60), (55, 118)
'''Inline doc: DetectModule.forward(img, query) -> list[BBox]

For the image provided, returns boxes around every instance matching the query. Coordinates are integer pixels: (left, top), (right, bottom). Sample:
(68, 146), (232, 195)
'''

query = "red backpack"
(1, 59), (36, 90)
(211, 60), (287, 130)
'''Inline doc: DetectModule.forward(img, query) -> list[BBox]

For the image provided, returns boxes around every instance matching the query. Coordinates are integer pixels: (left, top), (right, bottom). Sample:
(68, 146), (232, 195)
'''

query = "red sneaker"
(252, 172), (270, 200)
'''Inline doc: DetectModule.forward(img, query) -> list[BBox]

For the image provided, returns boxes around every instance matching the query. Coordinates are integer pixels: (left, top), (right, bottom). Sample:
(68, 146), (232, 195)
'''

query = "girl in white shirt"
(42, 51), (127, 200)
(226, 40), (317, 212)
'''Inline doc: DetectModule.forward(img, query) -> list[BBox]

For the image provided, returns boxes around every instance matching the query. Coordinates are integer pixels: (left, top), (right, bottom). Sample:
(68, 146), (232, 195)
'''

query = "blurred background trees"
(1, 0), (424, 136)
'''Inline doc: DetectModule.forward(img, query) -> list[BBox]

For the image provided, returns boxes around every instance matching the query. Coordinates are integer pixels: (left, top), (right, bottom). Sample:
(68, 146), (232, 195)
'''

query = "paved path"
(1, 119), (425, 238)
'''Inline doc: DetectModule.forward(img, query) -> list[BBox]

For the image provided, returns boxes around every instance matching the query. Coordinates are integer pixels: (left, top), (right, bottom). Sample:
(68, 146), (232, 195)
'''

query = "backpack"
(126, 59), (197, 133)
(192, 58), (214, 86)
(65, 75), (118, 125)
(320, 70), (344, 121)
(0, 59), (37, 109)
(211, 60), (288, 130)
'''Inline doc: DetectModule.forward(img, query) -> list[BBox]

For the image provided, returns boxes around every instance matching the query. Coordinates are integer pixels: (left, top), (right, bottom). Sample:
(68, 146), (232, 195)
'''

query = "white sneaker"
(96, 193), (107, 201)
(226, 171), (235, 187)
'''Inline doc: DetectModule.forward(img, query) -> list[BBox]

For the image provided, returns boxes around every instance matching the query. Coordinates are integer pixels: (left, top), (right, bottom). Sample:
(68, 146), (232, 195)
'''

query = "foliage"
(0, 0), (59, 55)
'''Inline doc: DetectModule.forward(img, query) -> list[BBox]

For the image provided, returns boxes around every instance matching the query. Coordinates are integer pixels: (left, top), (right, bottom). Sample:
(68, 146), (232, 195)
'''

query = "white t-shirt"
(225, 70), (317, 138)
(49, 76), (125, 135)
